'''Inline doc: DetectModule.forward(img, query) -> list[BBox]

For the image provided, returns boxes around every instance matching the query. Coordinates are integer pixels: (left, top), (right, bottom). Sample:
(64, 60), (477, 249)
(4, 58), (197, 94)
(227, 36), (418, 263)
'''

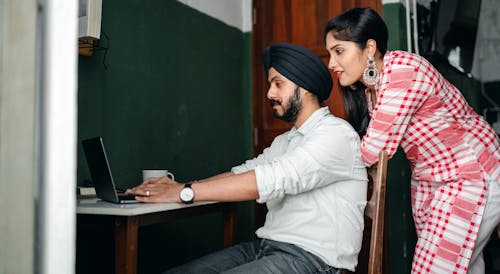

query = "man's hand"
(125, 176), (183, 203)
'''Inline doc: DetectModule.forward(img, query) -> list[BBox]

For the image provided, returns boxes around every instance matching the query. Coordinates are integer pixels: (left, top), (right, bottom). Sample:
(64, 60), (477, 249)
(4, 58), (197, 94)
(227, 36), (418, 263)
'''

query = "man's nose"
(266, 86), (276, 100)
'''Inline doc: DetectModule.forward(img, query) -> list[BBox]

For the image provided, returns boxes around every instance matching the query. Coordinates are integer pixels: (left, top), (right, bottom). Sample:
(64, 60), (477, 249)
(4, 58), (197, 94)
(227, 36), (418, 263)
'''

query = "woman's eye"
(335, 49), (343, 55)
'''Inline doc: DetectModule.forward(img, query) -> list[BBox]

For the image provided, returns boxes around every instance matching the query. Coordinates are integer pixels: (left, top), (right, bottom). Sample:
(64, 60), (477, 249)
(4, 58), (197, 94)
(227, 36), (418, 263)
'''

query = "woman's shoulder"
(387, 50), (424, 64)
(385, 50), (436, 73)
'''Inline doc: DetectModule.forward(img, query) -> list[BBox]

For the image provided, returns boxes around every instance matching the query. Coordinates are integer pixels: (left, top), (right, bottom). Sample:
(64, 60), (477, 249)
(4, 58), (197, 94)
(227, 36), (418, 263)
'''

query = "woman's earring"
(363, 56), (379, 86)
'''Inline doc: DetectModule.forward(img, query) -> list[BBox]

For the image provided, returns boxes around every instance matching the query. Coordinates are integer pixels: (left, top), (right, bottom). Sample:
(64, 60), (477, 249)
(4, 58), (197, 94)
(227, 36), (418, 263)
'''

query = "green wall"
(77, 1), (253, 273)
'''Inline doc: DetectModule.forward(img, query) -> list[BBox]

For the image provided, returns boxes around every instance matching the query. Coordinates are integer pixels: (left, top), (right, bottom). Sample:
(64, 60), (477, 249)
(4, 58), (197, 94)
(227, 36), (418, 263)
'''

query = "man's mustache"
(269, 99), (282, 107)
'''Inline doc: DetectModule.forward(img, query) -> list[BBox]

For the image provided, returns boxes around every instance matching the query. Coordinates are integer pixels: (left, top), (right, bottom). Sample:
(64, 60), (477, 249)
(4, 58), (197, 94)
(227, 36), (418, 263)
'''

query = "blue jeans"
(164, 239), (339, 274)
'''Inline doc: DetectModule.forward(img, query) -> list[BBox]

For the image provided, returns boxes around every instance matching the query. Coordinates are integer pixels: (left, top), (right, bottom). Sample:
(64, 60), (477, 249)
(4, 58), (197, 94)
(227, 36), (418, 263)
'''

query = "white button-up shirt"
(232, 107), (368, 271)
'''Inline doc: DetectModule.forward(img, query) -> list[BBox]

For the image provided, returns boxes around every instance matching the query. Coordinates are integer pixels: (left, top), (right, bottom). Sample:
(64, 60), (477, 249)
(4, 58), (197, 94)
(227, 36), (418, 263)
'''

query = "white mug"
(142, 169), (175, 181)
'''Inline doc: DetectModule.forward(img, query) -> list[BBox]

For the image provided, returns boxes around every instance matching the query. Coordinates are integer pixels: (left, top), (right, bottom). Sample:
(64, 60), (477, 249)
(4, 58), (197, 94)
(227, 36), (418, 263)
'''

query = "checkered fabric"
(361, 51), (500, 273)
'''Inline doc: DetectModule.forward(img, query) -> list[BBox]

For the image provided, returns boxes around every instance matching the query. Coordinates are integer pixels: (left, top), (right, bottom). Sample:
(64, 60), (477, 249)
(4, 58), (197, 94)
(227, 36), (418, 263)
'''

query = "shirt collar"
(287, 107), (330, 139)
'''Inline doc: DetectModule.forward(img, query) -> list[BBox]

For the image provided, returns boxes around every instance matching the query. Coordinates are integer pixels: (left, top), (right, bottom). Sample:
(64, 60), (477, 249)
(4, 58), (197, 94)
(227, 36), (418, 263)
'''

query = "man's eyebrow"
(268, 75), (281, 82)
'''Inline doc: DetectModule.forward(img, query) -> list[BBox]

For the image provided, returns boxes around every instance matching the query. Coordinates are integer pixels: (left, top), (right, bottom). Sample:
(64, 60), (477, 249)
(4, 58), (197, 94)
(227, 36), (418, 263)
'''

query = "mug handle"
(166, 171), (175, 180)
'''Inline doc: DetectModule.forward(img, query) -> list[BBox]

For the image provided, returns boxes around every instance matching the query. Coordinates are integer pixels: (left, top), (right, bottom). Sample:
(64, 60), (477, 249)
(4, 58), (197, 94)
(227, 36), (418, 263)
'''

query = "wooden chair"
(365, 150), (388, 274)
(343, 150), (388, 274)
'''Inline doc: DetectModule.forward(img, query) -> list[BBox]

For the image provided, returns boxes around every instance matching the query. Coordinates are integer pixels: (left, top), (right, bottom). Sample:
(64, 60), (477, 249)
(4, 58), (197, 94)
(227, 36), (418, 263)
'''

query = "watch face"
(180, 187), (194, 202)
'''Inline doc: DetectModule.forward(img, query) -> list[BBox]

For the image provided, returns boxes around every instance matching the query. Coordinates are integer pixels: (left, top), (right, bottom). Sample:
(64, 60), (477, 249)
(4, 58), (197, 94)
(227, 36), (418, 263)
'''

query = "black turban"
(263, 43), (333, 101)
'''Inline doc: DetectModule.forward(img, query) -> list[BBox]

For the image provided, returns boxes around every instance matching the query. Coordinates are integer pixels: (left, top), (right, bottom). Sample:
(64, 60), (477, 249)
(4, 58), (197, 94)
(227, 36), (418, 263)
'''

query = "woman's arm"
(362, 64), (429, 165)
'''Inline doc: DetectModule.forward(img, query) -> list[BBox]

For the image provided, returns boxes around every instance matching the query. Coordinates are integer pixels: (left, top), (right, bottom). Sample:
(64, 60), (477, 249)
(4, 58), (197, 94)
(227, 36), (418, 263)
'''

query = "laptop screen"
(81, 137), (120, 203)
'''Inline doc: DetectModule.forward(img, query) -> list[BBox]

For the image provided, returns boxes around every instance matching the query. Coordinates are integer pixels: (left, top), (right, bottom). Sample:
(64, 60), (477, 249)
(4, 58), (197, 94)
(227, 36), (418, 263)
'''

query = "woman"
(324, 7), (500, 274)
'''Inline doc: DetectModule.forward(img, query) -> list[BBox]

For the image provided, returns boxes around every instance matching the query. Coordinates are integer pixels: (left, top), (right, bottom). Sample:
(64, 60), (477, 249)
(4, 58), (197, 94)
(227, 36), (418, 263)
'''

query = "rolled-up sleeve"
(255, 122), (360, 203)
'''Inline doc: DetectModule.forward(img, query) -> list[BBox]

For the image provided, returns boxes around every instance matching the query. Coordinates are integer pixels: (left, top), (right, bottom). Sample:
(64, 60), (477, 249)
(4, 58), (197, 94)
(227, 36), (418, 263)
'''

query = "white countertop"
(77, 198), (217, 216)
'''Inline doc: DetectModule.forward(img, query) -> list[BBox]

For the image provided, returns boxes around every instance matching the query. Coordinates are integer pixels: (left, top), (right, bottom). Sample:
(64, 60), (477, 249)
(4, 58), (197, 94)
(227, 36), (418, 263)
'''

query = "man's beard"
(269, 87), (302, 123)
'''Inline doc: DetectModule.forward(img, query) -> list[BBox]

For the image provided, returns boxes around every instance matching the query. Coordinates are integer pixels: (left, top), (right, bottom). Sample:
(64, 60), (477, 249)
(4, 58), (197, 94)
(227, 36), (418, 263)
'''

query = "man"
(127, 43), (368, 273)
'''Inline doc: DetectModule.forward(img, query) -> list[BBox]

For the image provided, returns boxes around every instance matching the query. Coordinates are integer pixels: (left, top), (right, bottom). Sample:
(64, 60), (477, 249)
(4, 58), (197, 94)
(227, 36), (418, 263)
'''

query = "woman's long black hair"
(324, 8), (388, 138)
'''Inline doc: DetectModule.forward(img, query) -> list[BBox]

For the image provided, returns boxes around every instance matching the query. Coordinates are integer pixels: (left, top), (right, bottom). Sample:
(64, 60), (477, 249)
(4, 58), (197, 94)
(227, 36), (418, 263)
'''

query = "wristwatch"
(179, 183), (195, 204)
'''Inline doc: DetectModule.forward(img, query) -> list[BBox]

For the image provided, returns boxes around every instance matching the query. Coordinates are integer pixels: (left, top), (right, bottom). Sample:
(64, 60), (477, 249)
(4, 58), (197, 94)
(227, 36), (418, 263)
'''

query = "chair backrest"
(365, 150), (388, 274)
(342, 150), (389, 274)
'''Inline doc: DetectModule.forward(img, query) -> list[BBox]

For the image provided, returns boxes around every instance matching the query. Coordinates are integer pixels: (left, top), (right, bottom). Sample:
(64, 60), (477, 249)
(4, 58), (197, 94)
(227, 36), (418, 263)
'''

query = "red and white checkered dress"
(361, 50), (500, 273)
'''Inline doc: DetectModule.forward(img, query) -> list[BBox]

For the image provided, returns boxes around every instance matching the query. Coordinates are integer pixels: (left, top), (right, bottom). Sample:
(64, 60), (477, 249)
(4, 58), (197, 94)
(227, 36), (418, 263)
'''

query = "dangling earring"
(363, 56), (379, 87)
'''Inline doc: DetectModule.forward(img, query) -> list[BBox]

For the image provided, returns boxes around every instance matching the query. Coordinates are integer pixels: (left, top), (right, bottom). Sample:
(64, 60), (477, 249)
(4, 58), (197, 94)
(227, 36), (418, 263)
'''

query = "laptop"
(82, 137), (140, 204)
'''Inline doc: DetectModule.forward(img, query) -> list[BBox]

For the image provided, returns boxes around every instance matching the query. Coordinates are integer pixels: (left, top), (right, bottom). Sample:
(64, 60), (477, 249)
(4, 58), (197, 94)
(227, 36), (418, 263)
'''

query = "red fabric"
(361, 51), (500, 273)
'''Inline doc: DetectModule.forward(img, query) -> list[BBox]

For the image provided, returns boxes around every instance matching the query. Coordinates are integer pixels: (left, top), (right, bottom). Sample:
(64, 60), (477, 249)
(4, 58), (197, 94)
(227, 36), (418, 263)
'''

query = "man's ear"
(300, 87), (312, 98)
(302, 88), (321, 105)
